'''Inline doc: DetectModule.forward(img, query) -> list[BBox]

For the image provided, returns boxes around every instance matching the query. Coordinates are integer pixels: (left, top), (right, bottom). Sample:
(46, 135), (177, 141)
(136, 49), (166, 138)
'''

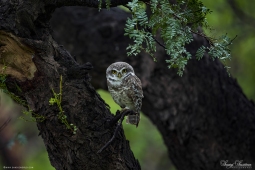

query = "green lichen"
(49, 75), (77, 134)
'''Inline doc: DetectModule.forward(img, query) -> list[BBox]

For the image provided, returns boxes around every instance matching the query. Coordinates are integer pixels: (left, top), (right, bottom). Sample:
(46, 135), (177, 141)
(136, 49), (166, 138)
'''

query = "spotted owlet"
(106, 62), (143, 127)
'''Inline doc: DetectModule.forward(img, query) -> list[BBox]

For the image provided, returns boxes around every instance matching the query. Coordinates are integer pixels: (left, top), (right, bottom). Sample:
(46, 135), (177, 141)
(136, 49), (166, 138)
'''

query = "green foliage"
(49, 75), (77, 134)
(124, 0), (233, 76)
(98, 0), (102, 10)
(0, 65), (27, 105)
(19, 109), (45, 122)
(203, 0), (255, 100)
(196, 46), (206, 60)
(98, 0), (111, 10)
(106, 0), (111, 9)
(124, 0), (156, 58)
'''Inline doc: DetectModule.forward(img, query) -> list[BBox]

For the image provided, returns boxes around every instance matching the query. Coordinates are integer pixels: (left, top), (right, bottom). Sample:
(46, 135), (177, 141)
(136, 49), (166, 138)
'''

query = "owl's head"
(106, 62), (135, 81)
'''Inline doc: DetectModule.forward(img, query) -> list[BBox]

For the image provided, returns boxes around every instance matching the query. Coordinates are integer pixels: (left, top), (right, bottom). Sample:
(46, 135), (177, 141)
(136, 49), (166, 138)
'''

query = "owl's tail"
(126, 113), (140, 127)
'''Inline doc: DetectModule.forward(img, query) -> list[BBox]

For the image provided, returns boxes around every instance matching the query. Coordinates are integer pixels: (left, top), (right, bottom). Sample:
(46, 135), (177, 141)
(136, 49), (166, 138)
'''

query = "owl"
(106, 62), (143, 127)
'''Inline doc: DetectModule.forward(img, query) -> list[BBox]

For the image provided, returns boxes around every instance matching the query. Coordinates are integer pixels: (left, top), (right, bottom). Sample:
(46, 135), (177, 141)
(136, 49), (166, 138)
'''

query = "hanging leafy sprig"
(98, 0), (112, 11)
(124, 0), (233, 76)
(124, 0), (156, 59)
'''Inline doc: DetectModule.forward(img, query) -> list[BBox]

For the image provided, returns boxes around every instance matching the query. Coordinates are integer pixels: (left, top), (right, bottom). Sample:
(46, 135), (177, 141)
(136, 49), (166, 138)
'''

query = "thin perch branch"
(0, 117), (11, 132)
(97, 109), (134, 153)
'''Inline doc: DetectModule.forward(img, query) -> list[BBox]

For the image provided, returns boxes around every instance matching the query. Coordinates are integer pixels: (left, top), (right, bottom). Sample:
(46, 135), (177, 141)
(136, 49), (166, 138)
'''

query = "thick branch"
(0, 2), (141, 170)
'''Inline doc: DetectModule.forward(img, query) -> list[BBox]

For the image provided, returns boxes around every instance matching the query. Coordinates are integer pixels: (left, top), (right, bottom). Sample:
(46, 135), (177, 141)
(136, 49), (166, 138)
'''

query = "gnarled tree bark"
(0, 1), (141, 170)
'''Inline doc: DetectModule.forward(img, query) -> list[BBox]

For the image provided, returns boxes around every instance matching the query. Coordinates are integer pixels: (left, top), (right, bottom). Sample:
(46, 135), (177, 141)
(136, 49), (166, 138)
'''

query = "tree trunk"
(0, 1), (141, 170)
(51, 6), (255, 170)
(1, 1), (255, 170)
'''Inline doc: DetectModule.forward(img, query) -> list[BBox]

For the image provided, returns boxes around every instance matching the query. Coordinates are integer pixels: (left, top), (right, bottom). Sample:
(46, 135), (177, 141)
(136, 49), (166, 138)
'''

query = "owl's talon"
(104, 110), (132, 128)
(116, 110), (121, 115)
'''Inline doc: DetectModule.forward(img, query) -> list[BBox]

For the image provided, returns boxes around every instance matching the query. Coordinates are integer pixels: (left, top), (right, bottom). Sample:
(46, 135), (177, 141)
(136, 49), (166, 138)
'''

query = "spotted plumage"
(106, 62), (143, 126)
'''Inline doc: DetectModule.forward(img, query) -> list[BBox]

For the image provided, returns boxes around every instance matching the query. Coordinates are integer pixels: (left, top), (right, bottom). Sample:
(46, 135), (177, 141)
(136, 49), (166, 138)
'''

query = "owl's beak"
(117, 73), (122, 78)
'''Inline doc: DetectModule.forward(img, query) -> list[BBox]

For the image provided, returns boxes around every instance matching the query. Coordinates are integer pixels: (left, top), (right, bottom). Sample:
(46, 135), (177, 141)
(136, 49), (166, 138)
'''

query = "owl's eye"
(122, 69), (127, 74)
(112, 70), (117, 74)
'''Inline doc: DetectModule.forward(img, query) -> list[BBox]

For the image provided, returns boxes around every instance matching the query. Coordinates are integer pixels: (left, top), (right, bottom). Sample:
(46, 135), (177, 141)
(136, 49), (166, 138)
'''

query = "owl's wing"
(126, 74), (143, 113)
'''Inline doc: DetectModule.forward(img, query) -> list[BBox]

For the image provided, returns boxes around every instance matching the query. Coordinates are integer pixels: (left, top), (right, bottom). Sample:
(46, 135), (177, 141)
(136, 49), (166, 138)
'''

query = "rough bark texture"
(0, 1), (140, 170)
(50, 6), (255, 170)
